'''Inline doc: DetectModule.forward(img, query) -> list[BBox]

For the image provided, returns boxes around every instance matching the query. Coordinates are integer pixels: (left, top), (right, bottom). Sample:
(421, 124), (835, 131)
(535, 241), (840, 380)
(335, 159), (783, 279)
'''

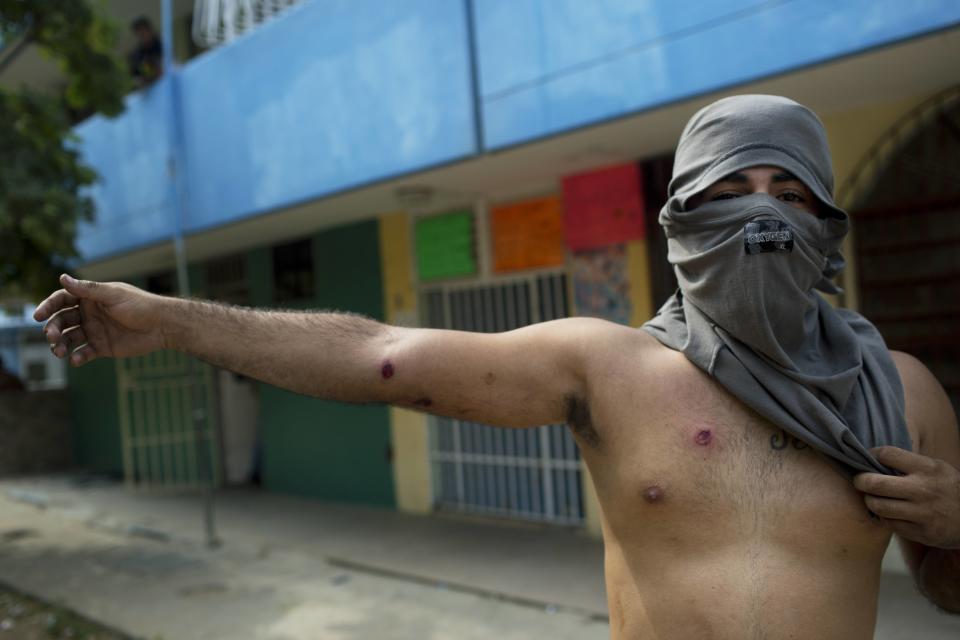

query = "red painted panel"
(562, 163), (645, 251)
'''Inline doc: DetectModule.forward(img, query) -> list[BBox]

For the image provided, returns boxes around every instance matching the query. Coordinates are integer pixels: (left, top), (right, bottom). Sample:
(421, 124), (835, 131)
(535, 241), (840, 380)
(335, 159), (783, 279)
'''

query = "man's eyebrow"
(772, 171), (801, 183)
(717, 172), (748, 184)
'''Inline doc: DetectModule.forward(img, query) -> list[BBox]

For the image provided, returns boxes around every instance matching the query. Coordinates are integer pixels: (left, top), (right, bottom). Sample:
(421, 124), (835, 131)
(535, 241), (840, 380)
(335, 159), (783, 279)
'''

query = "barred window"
(272, 238), (313, 304)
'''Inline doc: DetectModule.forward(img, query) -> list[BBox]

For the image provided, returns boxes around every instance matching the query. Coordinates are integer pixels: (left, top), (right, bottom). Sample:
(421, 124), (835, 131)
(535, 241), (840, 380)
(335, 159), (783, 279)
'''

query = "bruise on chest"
(589, 354), (885, 548)
(633, 416), (845, 522)
(637, 423), (726, 506)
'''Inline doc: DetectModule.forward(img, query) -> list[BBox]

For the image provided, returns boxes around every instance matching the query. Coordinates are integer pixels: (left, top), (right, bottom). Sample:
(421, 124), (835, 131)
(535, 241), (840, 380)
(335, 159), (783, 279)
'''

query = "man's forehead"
(714, 168), (804, 184)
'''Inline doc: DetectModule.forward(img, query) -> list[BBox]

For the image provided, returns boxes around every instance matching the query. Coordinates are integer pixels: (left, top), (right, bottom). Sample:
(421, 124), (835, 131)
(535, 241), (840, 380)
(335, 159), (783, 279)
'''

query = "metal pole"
(463, 0), (485, 154)
(162, 0), (220, 549)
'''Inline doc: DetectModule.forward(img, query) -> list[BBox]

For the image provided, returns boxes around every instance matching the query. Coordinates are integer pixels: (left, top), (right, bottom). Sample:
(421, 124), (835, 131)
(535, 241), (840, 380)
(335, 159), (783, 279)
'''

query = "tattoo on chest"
(770, 429), (809, 451)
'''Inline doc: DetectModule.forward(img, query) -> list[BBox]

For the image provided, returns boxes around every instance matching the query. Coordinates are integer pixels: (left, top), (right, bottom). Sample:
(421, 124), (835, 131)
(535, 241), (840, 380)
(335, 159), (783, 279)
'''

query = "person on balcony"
(128, 16), (163, 88)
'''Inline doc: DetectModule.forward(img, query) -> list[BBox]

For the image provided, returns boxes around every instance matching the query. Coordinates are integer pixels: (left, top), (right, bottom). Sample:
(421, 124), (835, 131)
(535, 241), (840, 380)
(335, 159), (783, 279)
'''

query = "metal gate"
(117, 351), (220, 492)
(422, 271), (585, 525)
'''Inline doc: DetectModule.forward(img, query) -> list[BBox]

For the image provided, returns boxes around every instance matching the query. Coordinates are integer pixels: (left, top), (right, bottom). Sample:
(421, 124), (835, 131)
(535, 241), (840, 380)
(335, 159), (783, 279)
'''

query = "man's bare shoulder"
(890, 351), (960, 465)
(545, 319), (685, 447)
(566, 319), (678, 372)
(572, 319), (698, 407)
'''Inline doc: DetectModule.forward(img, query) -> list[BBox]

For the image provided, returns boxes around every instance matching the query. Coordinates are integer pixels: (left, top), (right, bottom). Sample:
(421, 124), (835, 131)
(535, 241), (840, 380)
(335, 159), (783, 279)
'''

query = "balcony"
(73, 0), (960, 262)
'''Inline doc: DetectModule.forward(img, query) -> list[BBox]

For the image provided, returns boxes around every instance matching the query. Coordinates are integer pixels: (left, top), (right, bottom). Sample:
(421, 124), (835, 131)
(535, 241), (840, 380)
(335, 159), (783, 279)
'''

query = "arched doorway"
(845, 87), (960, 416)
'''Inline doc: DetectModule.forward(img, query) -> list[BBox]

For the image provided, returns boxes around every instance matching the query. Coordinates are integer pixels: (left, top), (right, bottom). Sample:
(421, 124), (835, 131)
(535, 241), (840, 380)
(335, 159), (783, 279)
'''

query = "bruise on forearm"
(378, 359), (434, 409)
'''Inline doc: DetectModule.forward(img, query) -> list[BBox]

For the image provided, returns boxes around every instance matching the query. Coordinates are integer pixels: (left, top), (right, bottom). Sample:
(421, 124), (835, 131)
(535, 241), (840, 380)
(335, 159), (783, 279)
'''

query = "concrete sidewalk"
(0, 475), (958, 639)
(0, 475), (607, 613)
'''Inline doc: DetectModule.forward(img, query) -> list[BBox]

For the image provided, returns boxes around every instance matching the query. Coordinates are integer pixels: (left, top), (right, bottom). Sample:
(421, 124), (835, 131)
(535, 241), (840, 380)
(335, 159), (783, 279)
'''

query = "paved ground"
(0, 475), (957, 639)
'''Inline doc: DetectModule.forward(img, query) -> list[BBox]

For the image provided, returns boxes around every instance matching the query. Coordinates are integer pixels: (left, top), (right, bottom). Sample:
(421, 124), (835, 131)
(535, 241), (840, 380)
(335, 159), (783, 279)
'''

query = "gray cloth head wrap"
(642, 94), (911, 478)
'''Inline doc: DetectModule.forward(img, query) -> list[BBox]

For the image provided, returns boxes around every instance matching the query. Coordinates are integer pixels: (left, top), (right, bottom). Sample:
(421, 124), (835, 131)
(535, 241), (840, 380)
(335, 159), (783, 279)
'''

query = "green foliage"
(0, 0), (129, 300)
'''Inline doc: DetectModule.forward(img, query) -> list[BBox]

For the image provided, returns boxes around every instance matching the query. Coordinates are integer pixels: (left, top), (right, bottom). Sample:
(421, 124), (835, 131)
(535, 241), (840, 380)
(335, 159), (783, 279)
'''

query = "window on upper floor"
(145, 271), (177, 296)
(272, 238), (314, 304)
(206, 253), (249, 305)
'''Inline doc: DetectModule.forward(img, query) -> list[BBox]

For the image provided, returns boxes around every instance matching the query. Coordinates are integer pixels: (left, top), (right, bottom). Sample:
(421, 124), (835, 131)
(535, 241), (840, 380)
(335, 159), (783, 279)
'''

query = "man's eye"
(710, 192), (741, 201)
(778, 191), (805, 202)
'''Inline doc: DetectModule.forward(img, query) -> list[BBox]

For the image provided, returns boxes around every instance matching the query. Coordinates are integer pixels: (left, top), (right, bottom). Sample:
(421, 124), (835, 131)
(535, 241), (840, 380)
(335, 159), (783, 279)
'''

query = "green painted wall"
(67, 276), (146, 475)
(68, 272), (204, 478)
(259, 389), (393, 504)
(259, 220), (395, 506)
(69, 359), (123, 475)
(68, 224), (394, 506)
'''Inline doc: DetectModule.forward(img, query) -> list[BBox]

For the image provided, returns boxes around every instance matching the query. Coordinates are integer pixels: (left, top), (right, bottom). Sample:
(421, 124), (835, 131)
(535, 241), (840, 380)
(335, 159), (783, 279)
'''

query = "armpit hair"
(564, 393), (600, 449)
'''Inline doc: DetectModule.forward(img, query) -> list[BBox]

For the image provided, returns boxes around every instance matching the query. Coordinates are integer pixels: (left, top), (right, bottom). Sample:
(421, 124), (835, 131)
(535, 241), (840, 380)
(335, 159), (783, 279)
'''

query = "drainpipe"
(162, 0), (220, 550)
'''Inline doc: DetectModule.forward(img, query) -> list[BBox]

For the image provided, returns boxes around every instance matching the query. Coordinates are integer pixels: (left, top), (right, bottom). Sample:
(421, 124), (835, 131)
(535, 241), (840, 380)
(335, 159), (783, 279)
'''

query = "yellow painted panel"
(390, 407), (432, 514)
(581, 461), (603, 539)
(379, 213), (432, 513)
(626, 239), (653, 326)
(378, 213), (417, 324)
(821, 96), (923, 200)
(820, 93), (928, 311)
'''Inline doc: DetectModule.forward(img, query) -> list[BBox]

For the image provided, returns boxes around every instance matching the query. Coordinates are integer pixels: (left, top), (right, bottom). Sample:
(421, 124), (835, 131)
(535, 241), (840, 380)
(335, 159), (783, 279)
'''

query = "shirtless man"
(35, 96), (960, 639)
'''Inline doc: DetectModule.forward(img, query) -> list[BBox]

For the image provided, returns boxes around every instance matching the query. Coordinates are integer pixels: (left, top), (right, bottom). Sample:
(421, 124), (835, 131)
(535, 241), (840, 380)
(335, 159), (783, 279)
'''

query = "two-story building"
(3, 0), (958, 537)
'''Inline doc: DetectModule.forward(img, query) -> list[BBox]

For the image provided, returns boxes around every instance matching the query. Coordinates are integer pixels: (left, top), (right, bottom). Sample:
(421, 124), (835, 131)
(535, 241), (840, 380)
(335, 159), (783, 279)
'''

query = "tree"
(0, 0), (129, 301)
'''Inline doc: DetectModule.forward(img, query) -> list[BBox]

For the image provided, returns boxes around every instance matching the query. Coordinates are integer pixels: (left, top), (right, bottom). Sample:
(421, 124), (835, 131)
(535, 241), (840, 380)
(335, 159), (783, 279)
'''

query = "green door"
(259, 220), (395, 507)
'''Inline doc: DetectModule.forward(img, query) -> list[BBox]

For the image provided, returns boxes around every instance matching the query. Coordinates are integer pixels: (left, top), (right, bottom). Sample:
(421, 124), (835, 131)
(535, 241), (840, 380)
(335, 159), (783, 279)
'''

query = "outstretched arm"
(853, 352), (960, 613)
(35, 274), (600, 428)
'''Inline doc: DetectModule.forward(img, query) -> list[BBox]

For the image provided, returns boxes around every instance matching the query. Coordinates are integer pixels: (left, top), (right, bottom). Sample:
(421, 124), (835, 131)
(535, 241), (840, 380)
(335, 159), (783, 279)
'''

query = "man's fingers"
(871, 446), (933, 474)
(34, 289), (79, 323)
(61, 325), (89, 351)
(45, 307), (84, 359)
(69, 343), (98, 367)
(853, 472), (919, 500)
(60, 274), (113, 304)
(863, 494), (921, 522)
(877, 517), (924, 541)
(44, 306), (81, 343)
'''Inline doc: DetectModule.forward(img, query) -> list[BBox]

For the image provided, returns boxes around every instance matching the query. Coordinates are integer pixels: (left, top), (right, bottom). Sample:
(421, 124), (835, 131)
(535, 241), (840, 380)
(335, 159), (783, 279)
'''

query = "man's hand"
(34, 274), (169, 366)
(854, 446), (960, 549)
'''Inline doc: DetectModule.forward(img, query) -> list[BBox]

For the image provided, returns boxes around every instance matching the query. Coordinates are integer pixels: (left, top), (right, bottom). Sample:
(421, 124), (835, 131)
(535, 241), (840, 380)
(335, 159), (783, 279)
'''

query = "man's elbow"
(917, 548), (960, 614)
(919, 585), (960, 615)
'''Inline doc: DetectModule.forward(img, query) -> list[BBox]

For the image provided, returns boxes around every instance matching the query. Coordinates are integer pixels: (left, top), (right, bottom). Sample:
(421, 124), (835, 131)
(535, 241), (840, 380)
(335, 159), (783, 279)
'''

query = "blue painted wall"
(74, 0), (960, 261)
(475, 0), (960, 148)
(74, 80), (177, 259)
(178, 0), (475, 235)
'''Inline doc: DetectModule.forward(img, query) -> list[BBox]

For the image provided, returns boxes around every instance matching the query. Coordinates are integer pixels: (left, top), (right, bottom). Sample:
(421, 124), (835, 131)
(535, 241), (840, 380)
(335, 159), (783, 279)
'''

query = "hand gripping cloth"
(642, 95), (911, 478)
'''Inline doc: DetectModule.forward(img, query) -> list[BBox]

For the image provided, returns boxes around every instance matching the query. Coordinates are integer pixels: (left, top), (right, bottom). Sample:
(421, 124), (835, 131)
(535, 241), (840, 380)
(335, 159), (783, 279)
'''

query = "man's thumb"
(61, 274), (111, 302)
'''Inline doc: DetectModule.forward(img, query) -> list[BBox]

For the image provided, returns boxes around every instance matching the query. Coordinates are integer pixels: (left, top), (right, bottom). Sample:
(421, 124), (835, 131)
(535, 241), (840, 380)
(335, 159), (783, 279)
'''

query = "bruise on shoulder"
(564, 393), (600, 449)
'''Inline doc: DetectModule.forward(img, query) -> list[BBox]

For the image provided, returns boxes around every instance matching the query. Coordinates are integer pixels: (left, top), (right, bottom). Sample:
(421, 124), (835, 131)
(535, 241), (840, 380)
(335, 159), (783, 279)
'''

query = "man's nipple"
(642, 485), (665, 504)
(695, 429), (713, 446)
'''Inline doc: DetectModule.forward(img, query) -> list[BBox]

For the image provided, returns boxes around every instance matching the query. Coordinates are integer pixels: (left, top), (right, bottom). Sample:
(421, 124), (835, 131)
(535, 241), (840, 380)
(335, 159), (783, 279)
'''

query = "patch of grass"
(0, 586), (134, 640)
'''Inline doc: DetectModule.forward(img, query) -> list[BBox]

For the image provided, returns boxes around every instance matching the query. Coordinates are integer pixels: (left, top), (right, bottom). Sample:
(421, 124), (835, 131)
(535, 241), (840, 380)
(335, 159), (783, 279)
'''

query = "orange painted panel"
(491, 195), (565, 272)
